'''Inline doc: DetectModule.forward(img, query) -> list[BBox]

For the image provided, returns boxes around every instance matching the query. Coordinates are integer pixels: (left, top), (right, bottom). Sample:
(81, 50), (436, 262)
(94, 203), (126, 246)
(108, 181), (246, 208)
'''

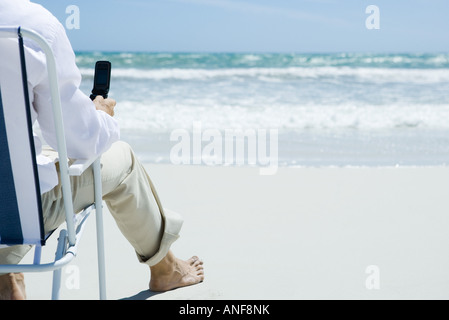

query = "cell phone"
(90, 61), (111, 100)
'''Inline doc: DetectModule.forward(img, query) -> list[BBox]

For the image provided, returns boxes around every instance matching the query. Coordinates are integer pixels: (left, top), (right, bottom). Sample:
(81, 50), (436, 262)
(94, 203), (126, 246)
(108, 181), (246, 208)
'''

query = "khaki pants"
(0, 141), (183, 269)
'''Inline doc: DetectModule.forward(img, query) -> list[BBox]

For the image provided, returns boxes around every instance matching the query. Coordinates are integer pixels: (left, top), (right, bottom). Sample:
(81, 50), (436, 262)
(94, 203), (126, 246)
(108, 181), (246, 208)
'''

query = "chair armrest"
(68, 158), (97, 176)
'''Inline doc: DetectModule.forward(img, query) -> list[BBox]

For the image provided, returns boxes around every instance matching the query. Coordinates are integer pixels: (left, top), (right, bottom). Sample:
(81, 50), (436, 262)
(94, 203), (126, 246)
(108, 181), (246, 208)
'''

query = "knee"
(113, 140), (133, 154)
(102, 141), (138, 174)
(111, 141), (137, 158)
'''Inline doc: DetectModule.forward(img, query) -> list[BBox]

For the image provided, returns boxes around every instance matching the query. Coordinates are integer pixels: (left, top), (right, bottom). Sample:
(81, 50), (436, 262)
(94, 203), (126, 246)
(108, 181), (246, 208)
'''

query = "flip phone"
(90, 61), (111, 100)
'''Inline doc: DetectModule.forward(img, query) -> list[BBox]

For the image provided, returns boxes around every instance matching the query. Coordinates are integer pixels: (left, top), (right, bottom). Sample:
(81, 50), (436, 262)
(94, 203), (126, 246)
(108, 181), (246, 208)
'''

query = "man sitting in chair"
(0, 0), (204, 300)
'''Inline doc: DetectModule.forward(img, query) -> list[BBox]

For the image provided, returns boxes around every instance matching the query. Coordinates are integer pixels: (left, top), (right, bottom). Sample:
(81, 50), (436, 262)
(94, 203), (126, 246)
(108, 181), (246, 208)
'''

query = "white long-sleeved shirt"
(0, 0), (120, 193)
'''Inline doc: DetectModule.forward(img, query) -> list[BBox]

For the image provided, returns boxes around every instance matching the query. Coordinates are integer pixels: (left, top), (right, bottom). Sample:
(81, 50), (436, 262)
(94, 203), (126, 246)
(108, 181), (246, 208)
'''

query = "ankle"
(150, 251), (176, 273)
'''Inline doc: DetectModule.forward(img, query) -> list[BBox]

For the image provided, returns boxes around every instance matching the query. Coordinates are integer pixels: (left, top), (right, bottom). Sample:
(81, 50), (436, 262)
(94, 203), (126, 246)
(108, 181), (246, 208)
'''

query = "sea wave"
(80, 66), (449, 84)
(75, 52), (449, 69)
(76, 52), (449, 166)
(114, 100), (449, 132)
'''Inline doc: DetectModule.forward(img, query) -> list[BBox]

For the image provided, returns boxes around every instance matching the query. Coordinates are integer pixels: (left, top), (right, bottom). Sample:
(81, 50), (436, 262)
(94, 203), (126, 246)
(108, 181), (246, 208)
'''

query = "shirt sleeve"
(32, 20), (120, 160)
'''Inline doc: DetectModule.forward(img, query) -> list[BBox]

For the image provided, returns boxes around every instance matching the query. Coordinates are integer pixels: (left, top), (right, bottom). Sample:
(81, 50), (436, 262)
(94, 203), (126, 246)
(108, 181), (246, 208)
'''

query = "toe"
(188, 256), (200, 265)
(193, 259), (203, 268)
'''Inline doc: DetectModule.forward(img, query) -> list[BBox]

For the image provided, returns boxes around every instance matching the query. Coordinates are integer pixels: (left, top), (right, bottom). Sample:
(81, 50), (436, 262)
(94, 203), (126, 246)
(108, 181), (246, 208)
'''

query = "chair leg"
(33, 245), (42, 265)
(93, 159), (107, 300)
(51, 229), (68, 300)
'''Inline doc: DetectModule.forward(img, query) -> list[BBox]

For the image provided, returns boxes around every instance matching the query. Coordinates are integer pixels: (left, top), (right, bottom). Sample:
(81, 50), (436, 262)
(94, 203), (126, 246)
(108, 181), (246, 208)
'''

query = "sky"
(33, 0), (449, 53)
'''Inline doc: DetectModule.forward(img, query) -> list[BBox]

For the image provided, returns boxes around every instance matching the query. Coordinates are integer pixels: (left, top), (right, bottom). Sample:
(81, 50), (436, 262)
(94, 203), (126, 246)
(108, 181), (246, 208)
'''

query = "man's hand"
(93, 96), (116, 117)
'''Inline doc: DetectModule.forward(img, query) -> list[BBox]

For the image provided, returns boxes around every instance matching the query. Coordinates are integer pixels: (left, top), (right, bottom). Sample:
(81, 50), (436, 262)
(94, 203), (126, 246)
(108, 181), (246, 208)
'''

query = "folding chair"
(0, 26), (106, 300)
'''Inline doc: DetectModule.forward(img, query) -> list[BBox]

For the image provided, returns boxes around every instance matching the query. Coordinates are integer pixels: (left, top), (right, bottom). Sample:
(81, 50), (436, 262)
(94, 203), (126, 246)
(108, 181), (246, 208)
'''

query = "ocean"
(76, 52), (449, 167)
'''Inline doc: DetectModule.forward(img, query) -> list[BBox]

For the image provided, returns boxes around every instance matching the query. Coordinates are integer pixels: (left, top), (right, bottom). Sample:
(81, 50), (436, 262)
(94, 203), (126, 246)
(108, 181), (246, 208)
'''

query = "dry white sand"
(23, 164), (449, 300)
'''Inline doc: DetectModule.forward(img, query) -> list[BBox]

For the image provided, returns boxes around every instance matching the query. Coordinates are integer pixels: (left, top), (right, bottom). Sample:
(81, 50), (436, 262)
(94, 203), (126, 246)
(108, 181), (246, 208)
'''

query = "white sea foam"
(80, 66), (449, 84)
(114, 100), (449, 132)
(77, 52), (449, 166)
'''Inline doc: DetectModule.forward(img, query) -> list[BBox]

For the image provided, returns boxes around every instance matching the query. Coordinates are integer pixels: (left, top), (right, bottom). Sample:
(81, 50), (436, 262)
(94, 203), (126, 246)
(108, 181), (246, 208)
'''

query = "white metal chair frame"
(0, 27), (106, 300)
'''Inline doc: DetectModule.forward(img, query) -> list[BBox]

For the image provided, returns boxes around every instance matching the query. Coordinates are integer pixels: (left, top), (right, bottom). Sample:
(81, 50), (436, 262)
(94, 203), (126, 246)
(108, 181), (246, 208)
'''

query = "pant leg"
(86, 140), (167, 264)
(0, 245), (33, 266)
(96, 142), (183, 266)
(0, 141), (183, 268)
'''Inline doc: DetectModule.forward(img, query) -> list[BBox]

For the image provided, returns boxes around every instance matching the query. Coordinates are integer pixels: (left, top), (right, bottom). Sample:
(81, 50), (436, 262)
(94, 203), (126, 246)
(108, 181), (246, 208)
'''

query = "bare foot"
(149, 251), (204, 292)
(0, 273), (26, 300)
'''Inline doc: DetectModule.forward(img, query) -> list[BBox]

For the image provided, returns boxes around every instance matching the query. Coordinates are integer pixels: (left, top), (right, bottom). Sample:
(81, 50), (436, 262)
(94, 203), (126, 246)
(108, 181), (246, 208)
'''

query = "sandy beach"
(20, 164), (449, 300)
(2, 0), (448, 304)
